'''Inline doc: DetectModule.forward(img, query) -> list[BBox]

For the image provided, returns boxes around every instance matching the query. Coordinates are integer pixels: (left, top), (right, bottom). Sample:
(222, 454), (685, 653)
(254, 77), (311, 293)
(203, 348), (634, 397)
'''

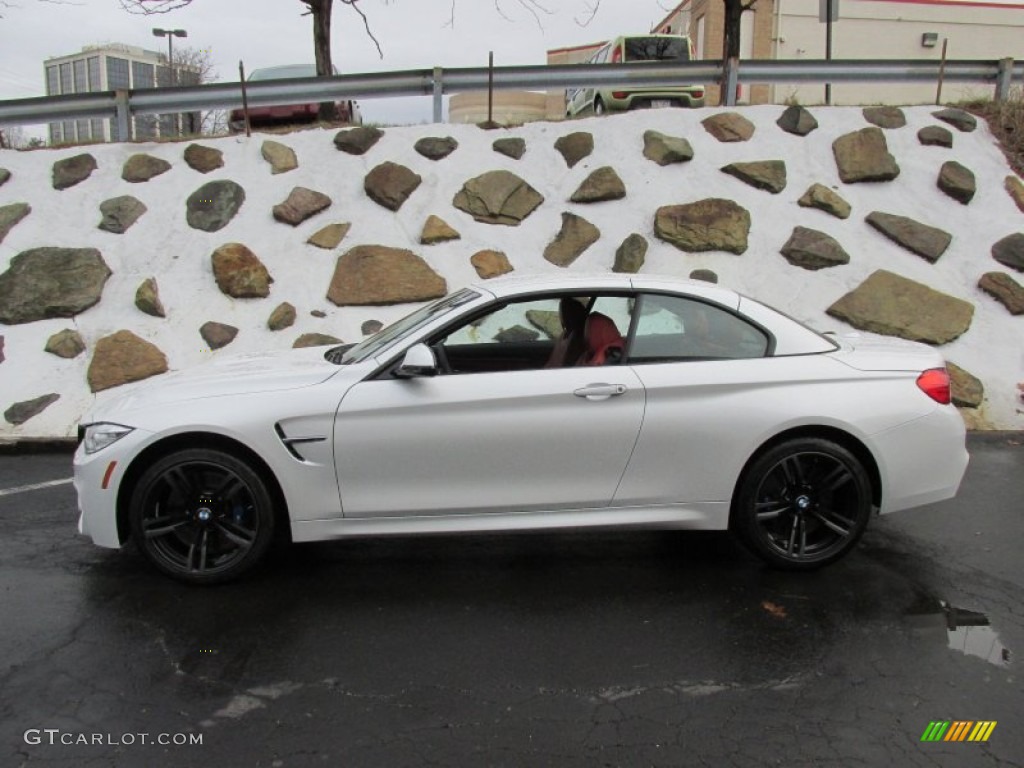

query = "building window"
(62, 120), (75, 143)
(59, 62), (72, 94)
(87, 57), (101, 91)
(73, 59), (87, 93)
(45, 66), (59, 96)
(107, 57), (129, 89)
(76, 118), (90, 141)
(135, 114), (157, 139)
(49, 123), (61, 144)
(132, 61), (155, 89)
(159, 113), (178, 137)
(157, 65), (172, 87)
(91, 118), (104, 140)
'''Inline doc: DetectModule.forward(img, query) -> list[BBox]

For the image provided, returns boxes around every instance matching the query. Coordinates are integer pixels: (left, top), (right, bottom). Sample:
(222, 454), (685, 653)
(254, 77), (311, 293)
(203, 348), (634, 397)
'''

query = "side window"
(629, 294), (769, 363)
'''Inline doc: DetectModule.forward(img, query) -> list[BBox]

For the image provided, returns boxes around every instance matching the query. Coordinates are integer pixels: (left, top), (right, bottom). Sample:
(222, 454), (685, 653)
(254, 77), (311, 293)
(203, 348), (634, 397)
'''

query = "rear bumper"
(605, 89), (705, 110)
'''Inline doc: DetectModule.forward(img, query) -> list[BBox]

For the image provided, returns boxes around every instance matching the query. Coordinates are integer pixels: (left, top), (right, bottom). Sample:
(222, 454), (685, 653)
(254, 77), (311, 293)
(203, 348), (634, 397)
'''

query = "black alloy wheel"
(733, 438), (872, 569)
(129, 448), (276, 584)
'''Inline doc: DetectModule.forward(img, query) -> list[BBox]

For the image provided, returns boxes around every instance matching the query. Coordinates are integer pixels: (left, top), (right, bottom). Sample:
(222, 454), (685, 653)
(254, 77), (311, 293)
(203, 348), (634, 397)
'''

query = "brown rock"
(0, 202), (30, 245)
(776, 106), (818, 136)
(797, 184), (851, 219)
(780, 226), (850, 270)
(493, 138), (526, 160)
(554, 132), (593, 168)
(543, 212), (600, 267)
(333, 126), (383, 155)
(268, 302), (297, 331)
(832, 127), (900, 183)
(701, 112), (755, 142)
(420, 215), (461, 244)
(937, 161), (975, 204)
(364, 162), (421, 211)
(135, 277), (165, 318)
(52, 153), (97, 190)
(294, 333), (343, 348)
(978, 272), (1024, 315)
(199, 321), (238, 350)
(991, 233), (1024, 271)
(5, 394), (60, 425)
(0, 247), (111, 324)
(414, 136), (458, 160)
(327, 245), (447, 306)
(720, 160), (787, 194)
(948, 362), (984, 408)
(1005, 176), (1024, 214)
(45, 328), (86, 358)
(932, 108), (976, 132)
(186, 180), (246, 232)
(452, 170), (544, 226)
(826, 270), (974, 344)
(183, 144), (224, 173)
(470, 250), (513, 279)
(918, 126), (953, 148)
(0, 168), (9, 187)
(261, 140), (298, 174)
(307, 223), (351, 249)
(210, 243), (273, 298)
(570, 166), (626, 203)
(862, 106), (906, 129)
(866, 211), (952, 263)
(361, 320), (383, 335)
(87, 330), (168, 392)
(613, 233), (647, 273)
(689, 269), (718, 283)
(654, 199), (751, 255)
(98, 195), (147, 234)
(642, 130), (694, 165)
(272, 187), (332, 226)
(121, 153), (171, 182)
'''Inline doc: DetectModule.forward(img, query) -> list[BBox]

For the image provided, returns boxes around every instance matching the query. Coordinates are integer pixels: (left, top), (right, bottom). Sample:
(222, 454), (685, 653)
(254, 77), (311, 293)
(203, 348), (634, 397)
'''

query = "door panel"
(334, 366), (645, 518)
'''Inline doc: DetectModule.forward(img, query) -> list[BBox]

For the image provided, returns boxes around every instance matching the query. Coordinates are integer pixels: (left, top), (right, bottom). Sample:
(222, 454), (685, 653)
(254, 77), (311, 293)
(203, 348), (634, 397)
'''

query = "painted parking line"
(0, 478), (74, 497)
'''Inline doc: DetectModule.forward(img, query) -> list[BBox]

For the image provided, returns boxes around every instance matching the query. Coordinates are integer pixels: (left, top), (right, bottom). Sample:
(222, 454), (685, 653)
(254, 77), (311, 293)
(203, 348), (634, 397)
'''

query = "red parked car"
(229, 64), (362, 133)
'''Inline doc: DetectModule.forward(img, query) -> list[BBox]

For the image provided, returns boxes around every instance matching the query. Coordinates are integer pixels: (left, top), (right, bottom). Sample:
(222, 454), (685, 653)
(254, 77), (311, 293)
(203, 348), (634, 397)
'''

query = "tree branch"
(340, 0), (383, 58)
(573, 0), (601, 27)
(116, 0), (193, 13)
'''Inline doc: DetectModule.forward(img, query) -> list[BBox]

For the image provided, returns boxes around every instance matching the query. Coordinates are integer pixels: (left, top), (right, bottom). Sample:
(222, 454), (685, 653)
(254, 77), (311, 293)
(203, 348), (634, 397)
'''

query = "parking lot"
(1, 433), (1021, 767)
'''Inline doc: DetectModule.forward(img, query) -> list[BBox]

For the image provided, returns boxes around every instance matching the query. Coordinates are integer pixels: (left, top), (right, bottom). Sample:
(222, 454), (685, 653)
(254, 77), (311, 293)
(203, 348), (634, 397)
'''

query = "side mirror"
(394, 344), (438, 379)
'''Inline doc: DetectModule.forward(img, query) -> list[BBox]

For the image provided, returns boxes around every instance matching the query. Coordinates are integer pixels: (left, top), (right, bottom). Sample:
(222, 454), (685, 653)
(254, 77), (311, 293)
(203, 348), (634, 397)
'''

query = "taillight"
(916, 368), (951, 404)
(612, 91), (627, 99)
(693, 89), (705, 97)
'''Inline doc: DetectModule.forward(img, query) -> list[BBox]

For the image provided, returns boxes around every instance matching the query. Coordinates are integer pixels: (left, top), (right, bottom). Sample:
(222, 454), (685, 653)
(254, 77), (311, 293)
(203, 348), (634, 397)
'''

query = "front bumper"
(73, 427), (152, 549)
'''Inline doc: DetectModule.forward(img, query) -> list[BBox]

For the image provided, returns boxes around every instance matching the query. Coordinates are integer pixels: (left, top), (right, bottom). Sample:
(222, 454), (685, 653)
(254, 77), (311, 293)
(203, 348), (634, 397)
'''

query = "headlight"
(82, 423), (134, 454)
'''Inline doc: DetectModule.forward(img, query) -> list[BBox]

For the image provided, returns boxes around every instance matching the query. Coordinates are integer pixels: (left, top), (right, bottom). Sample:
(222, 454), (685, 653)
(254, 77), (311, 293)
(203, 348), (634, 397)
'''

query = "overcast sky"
(0, 0), (679, 125)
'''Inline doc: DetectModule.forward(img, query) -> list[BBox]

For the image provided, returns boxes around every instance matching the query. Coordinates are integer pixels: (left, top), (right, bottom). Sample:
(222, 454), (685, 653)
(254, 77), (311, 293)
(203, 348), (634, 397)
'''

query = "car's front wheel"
(732, 438), (872, 569)
(129, 448), (276, 585)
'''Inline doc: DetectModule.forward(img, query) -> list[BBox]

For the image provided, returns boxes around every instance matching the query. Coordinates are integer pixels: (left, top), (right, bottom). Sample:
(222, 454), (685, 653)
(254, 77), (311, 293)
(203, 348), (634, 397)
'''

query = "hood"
(89, 346), (342, 420)
(828, 332), (946, 372)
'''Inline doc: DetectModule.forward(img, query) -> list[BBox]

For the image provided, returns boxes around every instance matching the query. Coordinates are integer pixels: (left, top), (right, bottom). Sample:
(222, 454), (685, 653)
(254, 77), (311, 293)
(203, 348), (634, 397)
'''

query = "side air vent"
(274, 423), (327, 462)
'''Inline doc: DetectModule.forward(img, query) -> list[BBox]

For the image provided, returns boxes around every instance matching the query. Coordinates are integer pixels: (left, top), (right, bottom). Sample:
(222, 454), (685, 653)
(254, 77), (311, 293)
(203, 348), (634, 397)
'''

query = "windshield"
(334, 288), (482, 365)
(624, 37), (691, 62)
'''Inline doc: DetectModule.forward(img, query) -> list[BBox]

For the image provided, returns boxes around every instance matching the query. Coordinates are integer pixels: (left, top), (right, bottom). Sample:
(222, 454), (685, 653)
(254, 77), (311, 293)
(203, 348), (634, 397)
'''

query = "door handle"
(573, 383), (627, 401)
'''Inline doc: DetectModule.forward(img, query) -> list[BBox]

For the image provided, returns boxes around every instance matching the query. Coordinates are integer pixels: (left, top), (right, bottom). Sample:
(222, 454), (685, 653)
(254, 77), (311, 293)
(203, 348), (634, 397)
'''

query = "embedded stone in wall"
(121, 153), (171, 182)
(493, 138), (526, 160)
(307, 222), (351, 249)
(452, 170), (544, 226)
(211, 243), (273, 298)
(991, 233), (1024, 271)
(570, 166), (626, 203)
(525, 310), (560, 339)
(832, 127), (900, 183)
(52, 153), (97, 190)
(1004, 176), (1024, 214)
(361, 320), (383, 335)
(0, 335), (4, 364)
(327, 245), (447, 305)
(333, 126), (383, 155)
(797, 184), (851, 219)
(470, 249), (513, 279)
(689, 269), (718, 283)
(826, 269), (974, 345)
(415, 136), (458, 160)
(364, 162), (421, 211)
(866, 211), (952, 263)
(776, 106), (818, 136)
(554, 132), (593, 168)
(862, 106), (906, 129)
(933, 108), (976, 132)
(87, 330), (169, 392)
(135, 277), (166, 318)
(0, 168), (9, 187)
(98, 196), (147, 234)
(273, 187), (332, 226)
(0, 202), (30, 245)
(5, 394), (60, 426)
(918, 126), (953, 148)
(45, 328), (86, 358)
(268, 302), (297, 331)
(420, 215), (460, 244)
(701, 113), (755, 142)
(199, 321), (238, 350)
(261, 140), (298, 174)
(654, 199), (751, 255)
(780, 226), (850, 270)
(186, 180), (246, 232)
(294, 333), (343, 348)
(721, 161), (787, 194)
(494, 325), (538, 343)
(937, 161), (975, 205)
(613, 233), (647, 273)
(979, 272), (1024, 315)
(948, 362), (984, 408)
(184, 143), (224, 173)
(0, 247), (111, 324)
(543, 212), (600, 268)
(642, 130), (694, 165)
(311, 310), (327, 318)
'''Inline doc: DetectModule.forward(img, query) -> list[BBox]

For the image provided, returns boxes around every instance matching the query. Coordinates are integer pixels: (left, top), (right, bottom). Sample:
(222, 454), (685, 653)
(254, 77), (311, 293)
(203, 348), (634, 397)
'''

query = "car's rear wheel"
(594, 97), (605, 116)
(732, 438), (872, 570)
(129, 448), (276, 585)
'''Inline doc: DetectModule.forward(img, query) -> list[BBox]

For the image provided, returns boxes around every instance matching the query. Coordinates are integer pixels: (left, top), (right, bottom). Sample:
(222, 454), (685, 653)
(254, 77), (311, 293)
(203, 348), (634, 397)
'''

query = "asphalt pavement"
(0, 433), (1021, 767)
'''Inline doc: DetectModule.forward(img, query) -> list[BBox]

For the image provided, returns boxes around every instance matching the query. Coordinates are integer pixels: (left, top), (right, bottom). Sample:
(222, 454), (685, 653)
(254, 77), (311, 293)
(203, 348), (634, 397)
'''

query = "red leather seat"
(578, 313), (624, 366)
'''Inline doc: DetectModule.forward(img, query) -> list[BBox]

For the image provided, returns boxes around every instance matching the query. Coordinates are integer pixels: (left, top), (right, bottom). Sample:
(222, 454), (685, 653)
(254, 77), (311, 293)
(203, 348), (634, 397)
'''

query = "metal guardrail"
(0, 57), (1020, 132)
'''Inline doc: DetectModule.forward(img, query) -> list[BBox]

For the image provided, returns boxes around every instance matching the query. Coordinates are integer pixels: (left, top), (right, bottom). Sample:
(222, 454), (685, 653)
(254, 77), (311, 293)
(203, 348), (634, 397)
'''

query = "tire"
(731, 438), (872, 570)
(129, 448), (276, 585)
(594, 98), (605, 116)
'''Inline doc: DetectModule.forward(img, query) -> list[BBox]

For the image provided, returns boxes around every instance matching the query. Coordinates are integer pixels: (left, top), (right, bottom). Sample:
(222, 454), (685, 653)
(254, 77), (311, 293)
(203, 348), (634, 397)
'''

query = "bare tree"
(170, 45), (226, 134)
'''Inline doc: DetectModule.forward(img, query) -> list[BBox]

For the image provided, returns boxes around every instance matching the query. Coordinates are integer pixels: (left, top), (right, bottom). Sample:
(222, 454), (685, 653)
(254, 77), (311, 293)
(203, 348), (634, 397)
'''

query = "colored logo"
(921, 721), (997, 742)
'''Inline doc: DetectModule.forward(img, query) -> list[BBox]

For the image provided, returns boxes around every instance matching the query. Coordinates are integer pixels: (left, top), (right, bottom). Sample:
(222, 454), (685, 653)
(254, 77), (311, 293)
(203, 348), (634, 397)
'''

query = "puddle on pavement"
(905, 597), (1012, 668)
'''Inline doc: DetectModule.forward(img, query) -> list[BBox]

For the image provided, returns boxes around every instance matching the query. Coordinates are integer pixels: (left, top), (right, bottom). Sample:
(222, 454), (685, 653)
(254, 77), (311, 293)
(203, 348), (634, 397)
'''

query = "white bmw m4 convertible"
(75, 275), (969, 584)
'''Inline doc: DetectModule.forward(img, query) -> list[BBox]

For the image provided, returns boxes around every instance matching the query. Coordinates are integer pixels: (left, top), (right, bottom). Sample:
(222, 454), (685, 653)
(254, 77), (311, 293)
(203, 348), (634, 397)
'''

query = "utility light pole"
(152, 28), (187, 136)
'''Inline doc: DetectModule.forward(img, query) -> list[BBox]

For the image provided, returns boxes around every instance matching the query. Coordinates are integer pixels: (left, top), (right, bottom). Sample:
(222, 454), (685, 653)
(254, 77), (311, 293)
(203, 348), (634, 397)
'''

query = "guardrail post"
(994, 58), (1013, 102)
(722, 57), (739, 107)
(433, 66), (443, 123)
(114, 89), (131, 141)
